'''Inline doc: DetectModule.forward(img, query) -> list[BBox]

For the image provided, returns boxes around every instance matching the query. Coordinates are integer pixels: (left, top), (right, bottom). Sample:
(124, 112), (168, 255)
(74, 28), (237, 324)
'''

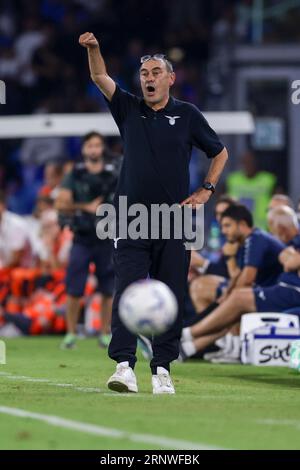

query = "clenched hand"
(79, 32), (99, 49)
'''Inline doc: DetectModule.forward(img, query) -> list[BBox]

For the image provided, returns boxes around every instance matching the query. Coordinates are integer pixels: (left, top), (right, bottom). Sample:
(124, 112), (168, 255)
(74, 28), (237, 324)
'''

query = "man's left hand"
(180, 188), (212, 208)
(222, 241), (239, 257)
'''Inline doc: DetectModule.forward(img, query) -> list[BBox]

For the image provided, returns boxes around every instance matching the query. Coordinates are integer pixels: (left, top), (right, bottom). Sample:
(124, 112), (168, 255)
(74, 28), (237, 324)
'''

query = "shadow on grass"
(220, 372), (300, 389)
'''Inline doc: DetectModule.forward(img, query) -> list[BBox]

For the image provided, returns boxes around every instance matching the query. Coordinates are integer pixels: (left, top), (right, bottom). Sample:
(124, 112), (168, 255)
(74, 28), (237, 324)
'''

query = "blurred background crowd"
(1, 0), (300, 116)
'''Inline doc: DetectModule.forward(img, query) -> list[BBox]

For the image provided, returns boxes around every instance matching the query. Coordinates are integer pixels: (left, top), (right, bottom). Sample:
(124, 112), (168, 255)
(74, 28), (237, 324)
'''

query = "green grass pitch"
(0, 337), (300, 450)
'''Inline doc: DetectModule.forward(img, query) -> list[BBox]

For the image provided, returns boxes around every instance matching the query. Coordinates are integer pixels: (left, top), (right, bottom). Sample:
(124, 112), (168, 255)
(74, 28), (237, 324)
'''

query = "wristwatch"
(202, 182), (215, 193)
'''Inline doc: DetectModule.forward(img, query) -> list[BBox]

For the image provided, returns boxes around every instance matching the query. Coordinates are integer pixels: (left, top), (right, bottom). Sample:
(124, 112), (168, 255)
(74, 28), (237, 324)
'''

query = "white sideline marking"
(0, 405), (222, 450)
(0, 372), (255, 400)
(0, 372), (204, 398)
(0, 372), (101, 393)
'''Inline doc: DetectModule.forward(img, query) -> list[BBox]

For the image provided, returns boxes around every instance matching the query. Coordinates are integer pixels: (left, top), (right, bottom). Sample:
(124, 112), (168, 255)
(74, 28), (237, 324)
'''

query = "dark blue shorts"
(66, 239), (114, 297)
(216, 279), (229, 298)
(254, 284), (300, 313)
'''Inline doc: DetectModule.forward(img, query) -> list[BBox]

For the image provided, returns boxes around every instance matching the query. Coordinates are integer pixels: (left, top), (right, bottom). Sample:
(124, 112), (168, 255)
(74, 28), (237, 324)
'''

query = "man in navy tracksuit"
(80, 32), (228, 394)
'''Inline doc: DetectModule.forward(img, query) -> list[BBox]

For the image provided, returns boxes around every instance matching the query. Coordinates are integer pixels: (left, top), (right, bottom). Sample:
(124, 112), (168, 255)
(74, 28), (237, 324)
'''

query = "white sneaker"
(211, 353), (241, 364)
(203, 348), (226, 361)
(203, 333), (234, 362)
(152, 367), (175, 394)
(210, 334), (241, 364)
(107, 361), (138, 393)
(211, 335), (241, 364)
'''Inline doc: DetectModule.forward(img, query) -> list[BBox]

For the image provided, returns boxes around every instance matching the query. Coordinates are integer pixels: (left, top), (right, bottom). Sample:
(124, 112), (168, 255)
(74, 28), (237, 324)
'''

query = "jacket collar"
(140, 95), (175, 114)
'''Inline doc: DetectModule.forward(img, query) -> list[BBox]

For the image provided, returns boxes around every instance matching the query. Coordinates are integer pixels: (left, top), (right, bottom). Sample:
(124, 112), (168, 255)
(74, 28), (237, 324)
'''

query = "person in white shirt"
(0, 192), (32, 269)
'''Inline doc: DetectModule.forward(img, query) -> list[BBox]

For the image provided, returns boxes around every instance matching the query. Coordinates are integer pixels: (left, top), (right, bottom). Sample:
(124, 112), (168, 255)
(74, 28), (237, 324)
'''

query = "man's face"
(140, 59), (175, 105)
(221, 217), (242, 243)
(82, 136), (105, 174)
(273, 225), (287, 243)
(269, 219), (291, 244)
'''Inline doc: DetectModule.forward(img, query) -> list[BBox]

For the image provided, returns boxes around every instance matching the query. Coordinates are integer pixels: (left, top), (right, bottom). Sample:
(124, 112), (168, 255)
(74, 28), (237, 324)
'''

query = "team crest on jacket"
(165, 115), (181, 126)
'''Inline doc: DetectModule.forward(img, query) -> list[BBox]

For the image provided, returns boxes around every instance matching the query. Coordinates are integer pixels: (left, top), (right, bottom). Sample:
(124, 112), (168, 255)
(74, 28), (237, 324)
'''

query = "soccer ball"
(119, 279), (178, 336)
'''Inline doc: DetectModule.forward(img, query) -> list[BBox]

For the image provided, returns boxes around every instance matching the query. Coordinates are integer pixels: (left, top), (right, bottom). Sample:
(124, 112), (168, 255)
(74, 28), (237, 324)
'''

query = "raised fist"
(79, 32), (99, 49)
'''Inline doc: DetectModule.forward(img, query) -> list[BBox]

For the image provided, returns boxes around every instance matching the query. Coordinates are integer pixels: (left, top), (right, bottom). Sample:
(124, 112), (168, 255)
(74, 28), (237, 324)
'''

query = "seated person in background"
(0, 190), (41, 314)
(1, 209), (72, 337)
(181, 204), (285, 362)
(181, 206), (300, 362)
(0, 191), (33, 272)
(37, 209), (72, 273)
(1, 211), (72, 337)
(268, 205), (300, 248)
(24, 195), (55, 262)
(190, 203), (284, 315)
(189, 240), (240, 314)
(189, 195), (237, 312)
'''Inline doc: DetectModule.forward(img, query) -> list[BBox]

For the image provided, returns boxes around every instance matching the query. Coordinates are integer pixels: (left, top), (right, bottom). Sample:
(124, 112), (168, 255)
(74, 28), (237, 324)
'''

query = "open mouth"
(146, 85), (156, 95)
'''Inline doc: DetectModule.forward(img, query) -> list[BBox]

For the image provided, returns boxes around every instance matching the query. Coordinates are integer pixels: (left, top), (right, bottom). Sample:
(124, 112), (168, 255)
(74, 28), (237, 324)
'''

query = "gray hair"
(268, 205), (299, 230)
(140, 58), (174, 73)
(164, 59), (174, 73)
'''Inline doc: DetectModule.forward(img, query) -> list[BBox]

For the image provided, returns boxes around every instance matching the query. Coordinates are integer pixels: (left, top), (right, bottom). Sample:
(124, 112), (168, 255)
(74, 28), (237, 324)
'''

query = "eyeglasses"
(140, 54), (166, 64)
